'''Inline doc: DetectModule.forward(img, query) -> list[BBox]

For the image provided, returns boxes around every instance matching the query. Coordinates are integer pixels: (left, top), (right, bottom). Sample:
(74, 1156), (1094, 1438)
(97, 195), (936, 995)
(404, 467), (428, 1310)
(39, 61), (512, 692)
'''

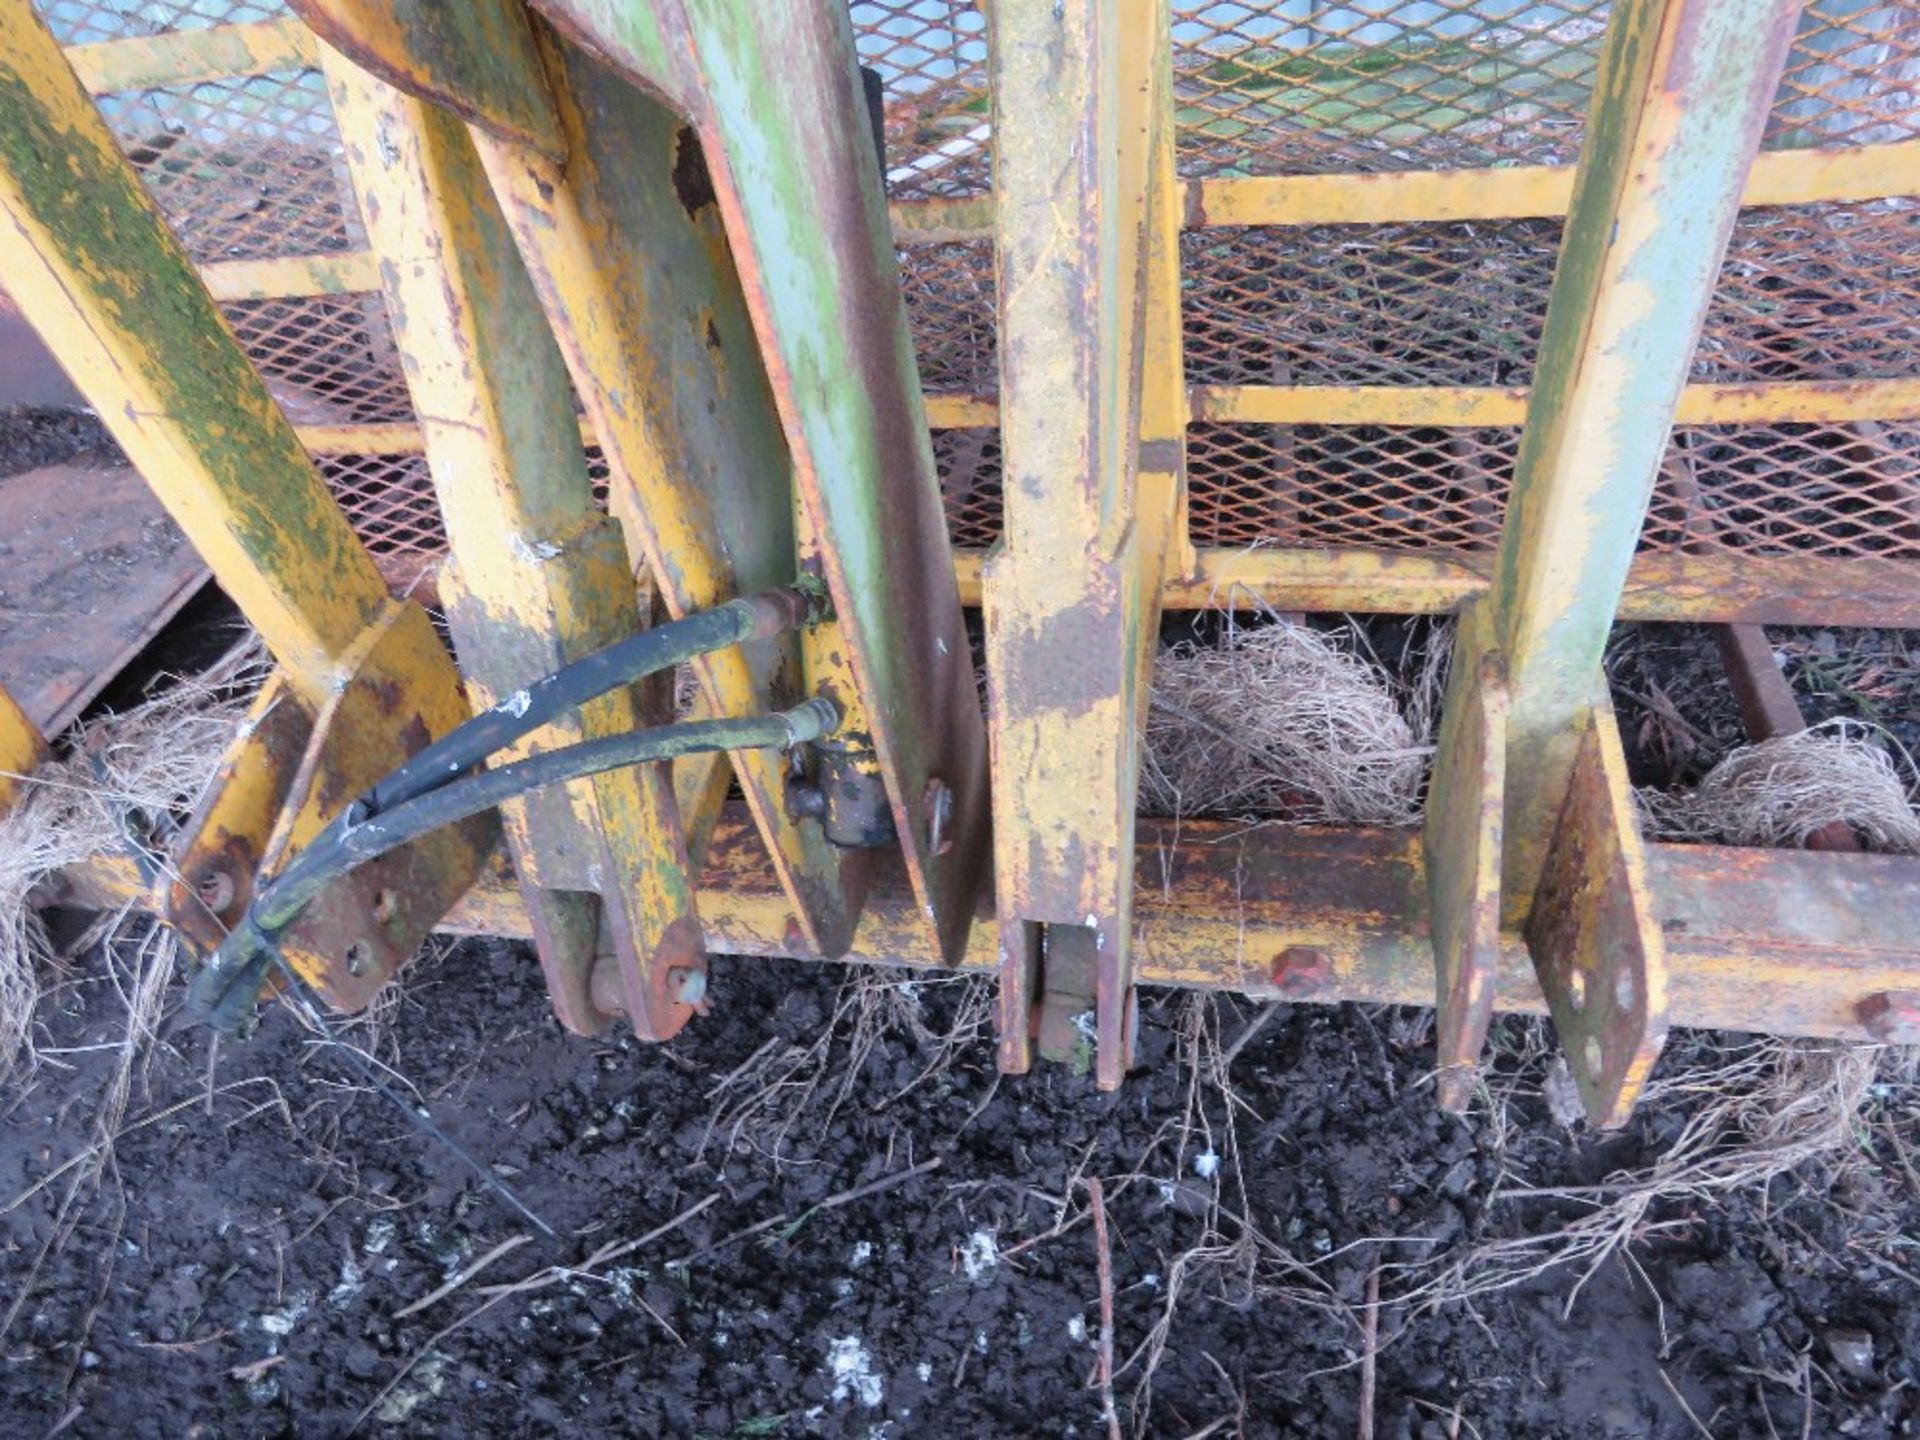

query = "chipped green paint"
(1489, 0), (1800, 912)
(0, 3), (388, 700)
(537, 0), (988, 964)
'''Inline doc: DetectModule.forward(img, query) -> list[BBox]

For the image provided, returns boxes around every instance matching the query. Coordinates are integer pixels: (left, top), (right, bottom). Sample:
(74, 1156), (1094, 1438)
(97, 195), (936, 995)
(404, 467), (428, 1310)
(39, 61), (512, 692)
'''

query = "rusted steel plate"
(165, 676), (309, 954)
(533, 0), (991, 970)
(1422, 602), (1509, 1112)
(262, 600), (498, 1011)
(1524, 708), (1669, 1127)
(0, 462), (208, 734)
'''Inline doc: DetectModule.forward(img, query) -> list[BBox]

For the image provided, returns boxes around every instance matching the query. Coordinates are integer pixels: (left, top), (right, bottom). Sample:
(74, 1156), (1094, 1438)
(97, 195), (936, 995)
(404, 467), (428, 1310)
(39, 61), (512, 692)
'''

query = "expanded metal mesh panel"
(1171, 0), (1610, 177)
(39, 0), (283, 45)
(319, 454), (443, 558)
(1697, 200), (1920, 383)
(1183, 220), (1560, 387)
(98, 70), (348, 261)
(1187, 423), (1516, 552)
(1170, 1), (1918, 177)
(1647, 424), (1920, 559)
(934, 427), (1005, 549)
(1766, 1), (1920, 150)
(1181, 419), (1920, 563)
(223, 295), (413, 425)
(38, 3), (1920, 595)
(853, 0), (991, 198)
(900, 241), (997, 392)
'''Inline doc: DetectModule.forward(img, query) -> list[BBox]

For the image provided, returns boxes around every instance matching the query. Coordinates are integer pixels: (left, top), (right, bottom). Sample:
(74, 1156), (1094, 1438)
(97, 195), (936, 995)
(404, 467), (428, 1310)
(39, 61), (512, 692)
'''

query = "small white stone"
(850, 1240), (874, 1268)
(1067, 1314), (1088, 1343)
(960, 1229), (999, 1281)
(828, 1336), (883, 1409)
(1194, 1149), (1220, 1179)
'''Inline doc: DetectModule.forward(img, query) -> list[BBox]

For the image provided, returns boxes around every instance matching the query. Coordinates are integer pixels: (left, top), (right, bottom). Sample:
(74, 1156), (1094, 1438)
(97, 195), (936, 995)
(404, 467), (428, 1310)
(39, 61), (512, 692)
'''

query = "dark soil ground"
(3, 935), (1917, 1440)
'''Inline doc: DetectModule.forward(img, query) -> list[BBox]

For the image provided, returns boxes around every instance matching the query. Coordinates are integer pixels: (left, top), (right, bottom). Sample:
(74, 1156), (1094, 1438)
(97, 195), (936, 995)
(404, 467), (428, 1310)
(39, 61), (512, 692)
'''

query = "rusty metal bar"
(1422, 601), (1509, 1111)
(0, 1), (490, 1011)
(983, 0), (1169, 1086)
(950, 549), (1920, 629)
(64, 17), (317, 93)
(202, 251), (380, 302)
(1186, 135), (1920, 228)
(66, 809), (1920, 1048)
(1189, 378), (1920, 430)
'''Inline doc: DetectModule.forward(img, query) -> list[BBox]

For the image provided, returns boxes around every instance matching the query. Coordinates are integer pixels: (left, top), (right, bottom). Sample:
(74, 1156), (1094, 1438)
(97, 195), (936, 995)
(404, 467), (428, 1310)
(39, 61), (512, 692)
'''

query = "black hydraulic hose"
(268, 703), (836, 929)
(186, 698), (840, 1034)
(368, 583), (821, 814)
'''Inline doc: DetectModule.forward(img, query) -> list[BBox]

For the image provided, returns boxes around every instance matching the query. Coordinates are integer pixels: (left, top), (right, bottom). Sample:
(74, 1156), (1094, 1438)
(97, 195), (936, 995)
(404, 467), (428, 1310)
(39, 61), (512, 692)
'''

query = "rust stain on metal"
(1271, 946), (1332, 994)
(1858, 991), (1920, 1045)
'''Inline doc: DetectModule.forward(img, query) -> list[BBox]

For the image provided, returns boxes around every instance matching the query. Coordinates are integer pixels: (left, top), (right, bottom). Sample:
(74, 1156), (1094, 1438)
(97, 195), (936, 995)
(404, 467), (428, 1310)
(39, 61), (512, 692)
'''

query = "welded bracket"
(1422, 600), (1509, 1112)
(1525, 703), (1669, 1128)
(294, 0), (917, 962)
(170, 600), (496, 1011)
(0, 3), (490, 1012)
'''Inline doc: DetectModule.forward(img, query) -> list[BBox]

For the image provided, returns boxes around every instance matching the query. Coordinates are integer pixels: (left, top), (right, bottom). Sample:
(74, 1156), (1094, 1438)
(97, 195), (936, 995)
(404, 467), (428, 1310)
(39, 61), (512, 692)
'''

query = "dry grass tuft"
(1415, 1033), (1897, 1315)
(1141, 613), (1444, 825)
(702, 965), (994, 1162)
(0, 635), (265, 1078)
(1639, 719), (1920, 853)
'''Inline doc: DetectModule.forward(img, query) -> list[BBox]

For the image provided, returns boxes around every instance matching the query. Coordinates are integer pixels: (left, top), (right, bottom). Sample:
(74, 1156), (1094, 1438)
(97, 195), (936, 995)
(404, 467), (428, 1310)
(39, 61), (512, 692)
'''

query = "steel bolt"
(1857, 990), (1920, 1044)
(925, 777), (953, 856)
(1270, 946), (1331, 994)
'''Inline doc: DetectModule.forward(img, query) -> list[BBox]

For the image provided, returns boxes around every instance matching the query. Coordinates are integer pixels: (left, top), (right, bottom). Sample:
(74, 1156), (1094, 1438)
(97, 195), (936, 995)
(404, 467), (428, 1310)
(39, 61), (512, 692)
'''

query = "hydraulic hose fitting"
(782, 695), (842, 746)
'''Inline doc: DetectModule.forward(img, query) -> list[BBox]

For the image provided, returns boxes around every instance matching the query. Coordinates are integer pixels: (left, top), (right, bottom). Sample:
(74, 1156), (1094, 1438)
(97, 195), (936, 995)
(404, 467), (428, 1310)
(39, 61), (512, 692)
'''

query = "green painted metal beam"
(1488, 0), (1802, 915)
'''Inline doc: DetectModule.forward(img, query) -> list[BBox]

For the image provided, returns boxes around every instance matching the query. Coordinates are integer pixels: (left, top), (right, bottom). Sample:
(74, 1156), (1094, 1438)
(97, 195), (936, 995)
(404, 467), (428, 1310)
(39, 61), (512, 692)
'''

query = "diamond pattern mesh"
(97, 71), (348, 261)
(852, 0), (990, 198)
(1170, 0), (1610, 177)
(34, 0), (1920, 597)
(40, 0), (283, 45)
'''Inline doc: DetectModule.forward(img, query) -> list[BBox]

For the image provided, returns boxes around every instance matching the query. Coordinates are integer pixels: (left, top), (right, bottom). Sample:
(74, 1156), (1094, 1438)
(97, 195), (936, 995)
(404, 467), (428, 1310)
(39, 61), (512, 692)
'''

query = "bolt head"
(1271, 946), (1331, 994)
(1857, 990), (1920, 1044)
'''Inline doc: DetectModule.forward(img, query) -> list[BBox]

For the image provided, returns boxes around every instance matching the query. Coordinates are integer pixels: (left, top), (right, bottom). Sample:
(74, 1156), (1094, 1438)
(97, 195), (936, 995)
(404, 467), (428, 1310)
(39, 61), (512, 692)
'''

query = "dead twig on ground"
(1357, 1255), (1381, 1440)
(1088, 1175), (1122, 1440)
(393, 1234), (532, 1319)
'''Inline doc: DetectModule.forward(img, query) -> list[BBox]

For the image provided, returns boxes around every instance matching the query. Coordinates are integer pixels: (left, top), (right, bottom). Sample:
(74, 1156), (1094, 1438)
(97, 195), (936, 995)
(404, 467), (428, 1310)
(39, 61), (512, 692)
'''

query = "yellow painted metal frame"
(323, 51), (709, 1040)
(63, 13), (1913, 634)
(983, 0), (1174, 1086)
(0, 0), (488, 1006)
(0, 684), (48, 815)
